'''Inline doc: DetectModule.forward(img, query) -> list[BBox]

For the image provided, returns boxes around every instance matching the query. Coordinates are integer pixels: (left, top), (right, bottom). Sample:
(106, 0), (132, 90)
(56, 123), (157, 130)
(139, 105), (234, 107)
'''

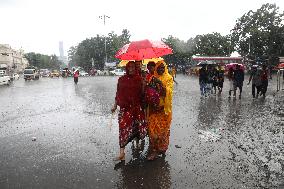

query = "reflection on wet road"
(0, 75), (283, 188)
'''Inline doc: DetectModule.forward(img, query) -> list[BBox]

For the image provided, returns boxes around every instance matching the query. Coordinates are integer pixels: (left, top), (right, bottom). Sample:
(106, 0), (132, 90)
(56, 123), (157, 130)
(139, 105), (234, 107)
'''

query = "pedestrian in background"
(199, 65), (208, 97)
(207, 66), (214, 94)
(212, 66), (218, 94)
(228, 68), (234, 98)
(217, 65), (225, 94)
(269, 64), (273, 79)
(168, 65), (178, 85)
(73, 69), (79, 84)
(248, 65), (261, 98)
(233, 64), (244, 99)
(260, 64), (269, 98)
(111, 61), (147, 161)
(171, 65), (177, 78)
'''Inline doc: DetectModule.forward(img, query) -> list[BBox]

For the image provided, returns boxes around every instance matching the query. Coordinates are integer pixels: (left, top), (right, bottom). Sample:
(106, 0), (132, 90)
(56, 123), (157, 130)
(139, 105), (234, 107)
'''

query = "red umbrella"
(115, 39), (173, 60)
(277, 63), (284, 69)
(225, 63), (245, 71)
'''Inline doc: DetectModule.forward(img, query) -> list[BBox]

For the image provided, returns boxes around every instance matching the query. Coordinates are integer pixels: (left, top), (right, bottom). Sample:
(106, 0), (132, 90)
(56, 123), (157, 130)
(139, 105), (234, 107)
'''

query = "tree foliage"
(67, 3), (284, 68)
(24, 53), (62, 69)
(68, 29), (130, 70)
(193, 33), (233, 56)
(163, 33), (232, 66)
(231, 3), (284, 63)
(162, 35), (193, 67)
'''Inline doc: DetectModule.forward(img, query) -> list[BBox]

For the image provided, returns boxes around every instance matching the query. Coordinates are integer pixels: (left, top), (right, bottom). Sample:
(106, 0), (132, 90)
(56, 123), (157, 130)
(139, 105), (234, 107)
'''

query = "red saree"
(115, 74), (147, 148)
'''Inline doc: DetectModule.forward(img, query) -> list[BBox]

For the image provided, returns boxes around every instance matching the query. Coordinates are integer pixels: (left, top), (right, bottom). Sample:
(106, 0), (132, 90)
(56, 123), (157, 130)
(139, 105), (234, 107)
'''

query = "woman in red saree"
(147, 61), (174, 160)
(111, 61), (147, 161)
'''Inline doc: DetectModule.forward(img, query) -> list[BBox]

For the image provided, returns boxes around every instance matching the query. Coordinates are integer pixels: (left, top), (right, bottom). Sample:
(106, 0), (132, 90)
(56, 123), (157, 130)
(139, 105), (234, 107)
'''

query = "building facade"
(0, 44), (29, 73)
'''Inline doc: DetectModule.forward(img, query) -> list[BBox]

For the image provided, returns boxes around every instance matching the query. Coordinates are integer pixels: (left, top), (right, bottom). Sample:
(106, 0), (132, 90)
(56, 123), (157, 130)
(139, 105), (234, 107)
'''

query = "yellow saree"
(148, 60), (174, 153)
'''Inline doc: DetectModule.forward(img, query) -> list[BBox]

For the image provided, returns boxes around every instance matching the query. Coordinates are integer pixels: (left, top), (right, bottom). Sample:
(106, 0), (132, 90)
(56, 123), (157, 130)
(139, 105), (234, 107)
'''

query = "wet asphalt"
(0, 75), (283, 189)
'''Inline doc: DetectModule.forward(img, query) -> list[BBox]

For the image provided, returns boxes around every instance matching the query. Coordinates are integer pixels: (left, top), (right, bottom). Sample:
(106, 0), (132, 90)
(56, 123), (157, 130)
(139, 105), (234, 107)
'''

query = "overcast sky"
(0, 0), (284, 56)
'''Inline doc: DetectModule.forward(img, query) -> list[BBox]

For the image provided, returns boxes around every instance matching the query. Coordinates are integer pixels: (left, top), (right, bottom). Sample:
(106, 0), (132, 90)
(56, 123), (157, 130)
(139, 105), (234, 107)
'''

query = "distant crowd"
(198, 64), (270, 99)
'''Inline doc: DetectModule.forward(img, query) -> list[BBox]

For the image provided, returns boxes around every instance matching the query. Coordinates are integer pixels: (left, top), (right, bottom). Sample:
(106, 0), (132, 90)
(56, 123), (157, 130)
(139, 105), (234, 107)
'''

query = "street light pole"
(99, 15), (110, 65)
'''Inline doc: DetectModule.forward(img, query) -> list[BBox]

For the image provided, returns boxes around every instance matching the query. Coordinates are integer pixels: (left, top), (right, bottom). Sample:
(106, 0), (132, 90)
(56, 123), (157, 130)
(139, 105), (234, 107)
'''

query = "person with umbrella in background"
(111, 61), (147, 161)
(199, 65), (208, 97)
(147, 61), (174, 160)
(233, 64), (245, 99)
(73, 68), (79, 84)
(216, 64), (225, 94)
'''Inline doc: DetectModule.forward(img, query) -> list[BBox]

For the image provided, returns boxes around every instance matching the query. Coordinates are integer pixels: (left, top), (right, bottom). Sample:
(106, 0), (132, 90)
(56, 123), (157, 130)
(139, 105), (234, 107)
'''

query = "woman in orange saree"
(147, 60), (174, 160)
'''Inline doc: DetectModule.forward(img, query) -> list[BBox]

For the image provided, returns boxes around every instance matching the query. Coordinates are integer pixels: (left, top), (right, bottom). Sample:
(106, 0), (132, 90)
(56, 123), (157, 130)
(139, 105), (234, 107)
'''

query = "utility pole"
(99, 15), (110, 65)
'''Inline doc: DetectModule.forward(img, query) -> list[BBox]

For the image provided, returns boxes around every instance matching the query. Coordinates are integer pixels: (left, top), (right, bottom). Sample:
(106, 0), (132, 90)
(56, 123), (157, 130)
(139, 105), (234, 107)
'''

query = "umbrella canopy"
(196, 61), (216, 66)
(225, 63), (245, 70)
(277, 63), (284, 69)
(118, 57), (164, 67)
(115, 39), (172, 60)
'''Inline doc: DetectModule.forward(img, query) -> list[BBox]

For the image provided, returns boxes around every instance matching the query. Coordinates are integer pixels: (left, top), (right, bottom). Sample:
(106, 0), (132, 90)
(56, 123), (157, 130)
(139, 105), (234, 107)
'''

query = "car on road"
(0, 74), (11, 85)
(96, 70), (110, 76)
(110, 69), (126, 76)
(80, 71), (89, 77)
(40, 69), (50, 77)
(50, 70), (60, 78)
(61, 68), (71, 77)
(0, 70), (6, 75)
(96, 70), (103, 75)
(24, 67), (40, 81)
(89, 68), (97, 76)
(11, 73), (20, 81)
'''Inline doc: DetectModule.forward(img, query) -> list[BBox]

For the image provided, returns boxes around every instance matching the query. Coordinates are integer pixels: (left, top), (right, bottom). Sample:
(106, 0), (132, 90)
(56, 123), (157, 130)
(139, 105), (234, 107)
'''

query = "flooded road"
(0, 75), (283, 189)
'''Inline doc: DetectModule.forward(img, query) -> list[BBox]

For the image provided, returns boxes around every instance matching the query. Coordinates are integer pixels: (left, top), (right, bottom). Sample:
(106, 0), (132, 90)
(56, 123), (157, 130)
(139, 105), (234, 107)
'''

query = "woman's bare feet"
(114, 148), (125, 161)
(114, 152), (125, 161)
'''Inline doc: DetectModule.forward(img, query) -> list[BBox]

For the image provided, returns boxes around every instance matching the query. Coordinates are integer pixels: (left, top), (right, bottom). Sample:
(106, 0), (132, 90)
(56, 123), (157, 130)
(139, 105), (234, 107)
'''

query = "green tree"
(162, 35), (193, 67)
(24, 53), (62, 70)
(193, 32), (232, 56)
(68, 46), (79, 68)
(231, 3), (284, 64)
(163, 33), (232, 67)
(68, 29), (131, 70)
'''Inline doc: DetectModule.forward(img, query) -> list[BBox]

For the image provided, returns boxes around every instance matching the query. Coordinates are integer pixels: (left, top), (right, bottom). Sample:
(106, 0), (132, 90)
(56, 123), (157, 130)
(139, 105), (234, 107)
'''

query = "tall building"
(59, 41), (64, 57)
(58, 41), (68, 66)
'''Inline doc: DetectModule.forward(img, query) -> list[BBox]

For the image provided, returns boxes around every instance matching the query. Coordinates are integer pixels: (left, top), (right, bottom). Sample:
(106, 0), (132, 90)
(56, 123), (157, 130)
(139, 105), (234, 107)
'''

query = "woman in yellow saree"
(147, 60), (174, 160)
